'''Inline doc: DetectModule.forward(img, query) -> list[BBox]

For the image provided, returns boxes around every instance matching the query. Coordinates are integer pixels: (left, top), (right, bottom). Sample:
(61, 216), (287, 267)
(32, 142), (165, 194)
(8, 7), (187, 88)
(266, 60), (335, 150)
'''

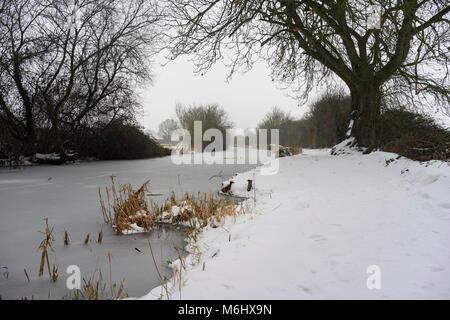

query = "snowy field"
(144, 148), (450, 299)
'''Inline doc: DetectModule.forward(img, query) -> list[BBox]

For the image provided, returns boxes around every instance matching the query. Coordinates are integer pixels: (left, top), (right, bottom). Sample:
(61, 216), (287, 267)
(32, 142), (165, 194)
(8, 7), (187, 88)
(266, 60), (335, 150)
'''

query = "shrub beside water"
(258, 91), (449, 162)
(86, 121), (171, 160)
(379, 108), (450, 161)
(0, 120), (170, 165)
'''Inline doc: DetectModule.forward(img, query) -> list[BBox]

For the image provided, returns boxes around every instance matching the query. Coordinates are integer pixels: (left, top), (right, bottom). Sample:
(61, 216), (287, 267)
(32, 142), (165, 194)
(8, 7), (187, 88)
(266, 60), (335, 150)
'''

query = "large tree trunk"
(51, 117), (68, 163)
(13, 54), (36, 154)
(349, 83), (382, 150)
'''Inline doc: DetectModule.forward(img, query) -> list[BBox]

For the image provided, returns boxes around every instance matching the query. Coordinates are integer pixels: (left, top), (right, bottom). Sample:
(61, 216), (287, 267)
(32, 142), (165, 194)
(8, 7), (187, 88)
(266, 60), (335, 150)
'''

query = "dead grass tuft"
(160, 192), (244, 226)
(70, 254), (128, 300)
(99, 176), (153, 234)
(98, 178), (252, 239)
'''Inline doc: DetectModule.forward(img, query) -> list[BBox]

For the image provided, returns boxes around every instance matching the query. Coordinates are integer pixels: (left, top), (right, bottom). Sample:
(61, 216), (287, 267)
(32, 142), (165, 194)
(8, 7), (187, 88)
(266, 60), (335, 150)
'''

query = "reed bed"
(99, 176), (153, 234)
(99, 178), (251, 239)
(158, 191), (247, 228)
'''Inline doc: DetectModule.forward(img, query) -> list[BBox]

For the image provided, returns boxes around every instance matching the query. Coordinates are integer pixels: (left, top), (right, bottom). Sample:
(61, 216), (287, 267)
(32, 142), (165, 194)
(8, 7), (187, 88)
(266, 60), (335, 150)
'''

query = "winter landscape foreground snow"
(143, 148), (450, 300)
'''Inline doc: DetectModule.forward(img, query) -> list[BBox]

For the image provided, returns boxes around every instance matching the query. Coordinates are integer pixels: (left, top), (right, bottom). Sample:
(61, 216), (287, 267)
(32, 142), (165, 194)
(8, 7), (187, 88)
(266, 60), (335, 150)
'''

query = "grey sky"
(138, 54), (450, 134)
(138, 54), (312, 133)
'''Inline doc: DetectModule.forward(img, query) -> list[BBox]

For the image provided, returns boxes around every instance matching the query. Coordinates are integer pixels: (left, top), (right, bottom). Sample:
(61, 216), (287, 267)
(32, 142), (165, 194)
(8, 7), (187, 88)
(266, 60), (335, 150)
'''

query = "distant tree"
(176, 103), (232, 150)
(145, 128), (158, 140)
(258, 107), (294, 130)
(158, 119), (179, 142)
(279, 120), (303, 148)
(258, 107), (294, 145)
(306, 91), (351, 147)
(163, 0), (450, 149)
(265, 91), (351, 148)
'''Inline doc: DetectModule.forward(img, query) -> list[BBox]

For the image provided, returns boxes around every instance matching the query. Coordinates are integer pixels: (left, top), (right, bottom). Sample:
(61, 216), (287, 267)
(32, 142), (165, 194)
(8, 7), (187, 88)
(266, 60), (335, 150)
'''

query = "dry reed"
(98, 178), (251, 239)
(71, 257), (127, 300)
(148, 240), (170, 300)
(84, 234), (90, 245)
(64, 229), (70, 246)
(99, 176), (153, 234)
(159, 191), (244, 228)
(37, 218), (55, 278)
(24, 269), (30, 282)
(97, 229), (103, 243)
(51, 264), (58, 282)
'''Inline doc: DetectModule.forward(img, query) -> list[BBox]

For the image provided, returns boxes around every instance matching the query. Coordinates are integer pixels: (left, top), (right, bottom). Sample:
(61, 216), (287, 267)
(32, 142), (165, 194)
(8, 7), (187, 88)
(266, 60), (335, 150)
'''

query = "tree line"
(162, 89), (449, 161)
(2, 1), (448, 163)
(0, 0), (167, 163)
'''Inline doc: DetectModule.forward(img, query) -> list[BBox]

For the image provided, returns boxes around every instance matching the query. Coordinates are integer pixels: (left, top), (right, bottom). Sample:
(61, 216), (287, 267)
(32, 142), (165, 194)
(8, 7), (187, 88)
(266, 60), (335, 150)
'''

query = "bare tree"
(162, 0), (449, 149)
(176, 103), (232, 150)
(0, 0), (161, 154)
(158, 118), (179, 141)
(258, 106), (294, 129)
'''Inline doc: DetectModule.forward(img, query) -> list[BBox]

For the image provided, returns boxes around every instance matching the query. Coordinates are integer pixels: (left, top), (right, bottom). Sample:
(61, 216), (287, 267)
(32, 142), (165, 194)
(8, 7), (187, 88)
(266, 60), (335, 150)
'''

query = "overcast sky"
(138, 54), (450, 135)
(138, 54), (315, 133)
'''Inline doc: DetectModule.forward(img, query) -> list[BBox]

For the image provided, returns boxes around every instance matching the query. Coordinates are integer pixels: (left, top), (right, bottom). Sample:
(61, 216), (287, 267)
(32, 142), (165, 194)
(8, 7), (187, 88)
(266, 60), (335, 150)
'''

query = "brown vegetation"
(37, 218), (56, 279)
(99, 177), (250, 238)
(99, 176), (153, 234)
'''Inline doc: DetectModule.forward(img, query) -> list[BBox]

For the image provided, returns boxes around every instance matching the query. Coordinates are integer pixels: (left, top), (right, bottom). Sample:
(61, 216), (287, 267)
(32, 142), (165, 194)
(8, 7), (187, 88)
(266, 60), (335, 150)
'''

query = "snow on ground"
(143, 148), (450, 299)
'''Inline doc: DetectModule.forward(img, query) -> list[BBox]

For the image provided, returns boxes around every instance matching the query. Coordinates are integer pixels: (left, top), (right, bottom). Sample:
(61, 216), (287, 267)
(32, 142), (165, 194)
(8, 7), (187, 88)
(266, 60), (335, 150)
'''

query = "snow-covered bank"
(143, 149), (450, 299)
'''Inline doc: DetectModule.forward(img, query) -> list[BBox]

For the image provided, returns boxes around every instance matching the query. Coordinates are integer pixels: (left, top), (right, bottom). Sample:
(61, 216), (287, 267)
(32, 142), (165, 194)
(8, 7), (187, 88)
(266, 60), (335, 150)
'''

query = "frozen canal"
(0, 154), (256, 299)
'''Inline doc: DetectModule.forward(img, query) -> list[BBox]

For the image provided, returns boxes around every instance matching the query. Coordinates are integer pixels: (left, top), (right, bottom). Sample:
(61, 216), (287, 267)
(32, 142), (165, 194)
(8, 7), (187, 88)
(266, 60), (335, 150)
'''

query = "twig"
(24, 269), (30, 282)
(148, 240), (170, 300)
